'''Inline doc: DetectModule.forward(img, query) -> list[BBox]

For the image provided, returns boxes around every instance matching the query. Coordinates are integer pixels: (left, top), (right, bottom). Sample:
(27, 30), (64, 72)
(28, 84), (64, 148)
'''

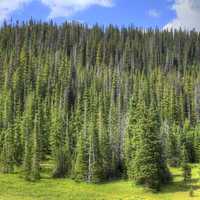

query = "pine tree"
(181, 144), (192, 185)
(31, 113), (41, 181)
(133, 104), (171, 191)
(124, 95), (141, 179)
(167, 123), (181, 167)
(98, 97), (111, 180)
(108, 86), (123, 179)
(88, 114), (103, 183)
(50, 106), (68, 178)
(73, 130), (88, 182)
(0, 22), (200, 187)
(13, 115), (23, 166)
(0, 126), (14, 173)
(194, 124), (200, 163)
(23, 93), (34, 180)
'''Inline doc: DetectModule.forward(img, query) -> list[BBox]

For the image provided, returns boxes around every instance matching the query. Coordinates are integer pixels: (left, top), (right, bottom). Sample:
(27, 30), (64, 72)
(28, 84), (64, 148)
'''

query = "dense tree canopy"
(0, 21), (200, 190)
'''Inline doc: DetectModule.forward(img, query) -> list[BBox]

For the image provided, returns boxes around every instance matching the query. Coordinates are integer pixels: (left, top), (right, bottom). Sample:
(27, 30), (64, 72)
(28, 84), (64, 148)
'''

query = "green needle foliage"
(0, 21), (200, 190)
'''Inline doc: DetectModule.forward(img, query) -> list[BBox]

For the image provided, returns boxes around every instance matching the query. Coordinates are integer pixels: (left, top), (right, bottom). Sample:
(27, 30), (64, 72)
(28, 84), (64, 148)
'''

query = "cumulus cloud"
(0, 0), (114, 23)
(0, 0), (31, 23)
(148, 9), (160, 18)
(164, 0), (200, 31)
(41, 0), (113, 18)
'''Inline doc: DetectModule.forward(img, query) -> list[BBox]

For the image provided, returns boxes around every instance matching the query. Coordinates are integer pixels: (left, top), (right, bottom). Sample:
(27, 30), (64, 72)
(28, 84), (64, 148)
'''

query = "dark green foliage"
(167, 123), (181, 167)
(0, 21), (200, 189)
(13, 116), (23, 166)
(129, 103), (171, 191)
(22, 94), (34, 180)
(181, 144), (192, 185)
(73, 131), (88, 182)
(88, 119), (103, 183)
(124, 96), (142, 179)
(0, 126), (14, 173)
(31, 113), (41, 181)
(50, 106), (69, 178)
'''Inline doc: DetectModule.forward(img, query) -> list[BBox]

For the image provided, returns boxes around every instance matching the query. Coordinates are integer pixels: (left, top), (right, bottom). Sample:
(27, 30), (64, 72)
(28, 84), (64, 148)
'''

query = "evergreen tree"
(0, 126), (14, 173)
(181, 144), (192, 185)
(0, 21), (200, 187)
(98, 97), (111, 180)
(73, 130), (88, 182)
(13, 116), (23, 166)
(50, 106), (68, 178)
(167, 123), (181, 167)
(88, 121), (103, 183)
(31, 113), (41, 181)
(23, 93), (34, 180)
(124, 95), (141, 179)
(133, 104), (171, 191)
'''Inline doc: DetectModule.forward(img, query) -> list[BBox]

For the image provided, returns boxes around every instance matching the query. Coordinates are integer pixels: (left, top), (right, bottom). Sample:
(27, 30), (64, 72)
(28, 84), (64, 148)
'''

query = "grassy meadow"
(0, 163), (200, 200)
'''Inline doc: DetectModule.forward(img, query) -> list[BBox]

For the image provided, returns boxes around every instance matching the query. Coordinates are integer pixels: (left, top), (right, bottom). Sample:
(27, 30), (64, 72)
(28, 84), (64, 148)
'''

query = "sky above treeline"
(0, 0), (199, 31)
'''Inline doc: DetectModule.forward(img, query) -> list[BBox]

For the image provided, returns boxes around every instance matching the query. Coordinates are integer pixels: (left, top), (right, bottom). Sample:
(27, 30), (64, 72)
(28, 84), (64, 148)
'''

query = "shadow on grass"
(161, 178), (200, 194)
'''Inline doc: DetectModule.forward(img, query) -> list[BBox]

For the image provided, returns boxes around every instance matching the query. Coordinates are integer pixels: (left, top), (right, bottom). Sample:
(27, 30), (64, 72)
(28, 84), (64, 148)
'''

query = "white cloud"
(41, 0), (114, 18)
(0, 0), (31, 23)
(148, 9), (160, 18)
(0, 0), (114, 23)
(164, 0), (200, 31)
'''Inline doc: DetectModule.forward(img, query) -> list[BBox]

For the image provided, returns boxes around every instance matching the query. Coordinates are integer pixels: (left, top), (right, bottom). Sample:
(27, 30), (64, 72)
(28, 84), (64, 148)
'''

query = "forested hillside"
(0, 21), (200, 191)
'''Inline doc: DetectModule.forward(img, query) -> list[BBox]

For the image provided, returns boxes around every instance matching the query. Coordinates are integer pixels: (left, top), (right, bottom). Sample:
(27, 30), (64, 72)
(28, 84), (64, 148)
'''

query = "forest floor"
(0, 164), (200, 200)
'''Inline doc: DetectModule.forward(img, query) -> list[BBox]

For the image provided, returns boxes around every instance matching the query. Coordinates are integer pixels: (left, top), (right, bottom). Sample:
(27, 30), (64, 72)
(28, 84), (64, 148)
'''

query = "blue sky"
(0, 0), (200, 30)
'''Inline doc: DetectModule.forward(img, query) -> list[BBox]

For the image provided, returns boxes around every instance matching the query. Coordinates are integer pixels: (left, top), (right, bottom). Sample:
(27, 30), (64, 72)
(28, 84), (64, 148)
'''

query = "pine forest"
(0, 21), (200, 193)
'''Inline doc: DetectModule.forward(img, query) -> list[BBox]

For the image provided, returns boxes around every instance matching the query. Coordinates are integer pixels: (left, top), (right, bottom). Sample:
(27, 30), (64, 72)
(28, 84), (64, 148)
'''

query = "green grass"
(1, 164), (200, 200)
